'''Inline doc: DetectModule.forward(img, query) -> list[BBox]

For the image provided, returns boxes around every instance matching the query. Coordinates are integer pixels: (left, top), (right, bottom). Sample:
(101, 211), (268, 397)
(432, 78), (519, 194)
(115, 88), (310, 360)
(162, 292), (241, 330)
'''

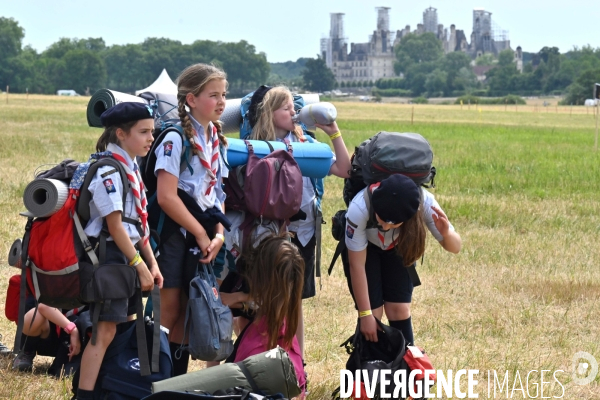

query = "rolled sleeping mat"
(8, 239), (22, 267)
(227, 138), (333, 179)
(23, 178), (69, 218)
(151, 347), (301, 398)
(220, 93), (320, 134)
(87, 89), (148, 127)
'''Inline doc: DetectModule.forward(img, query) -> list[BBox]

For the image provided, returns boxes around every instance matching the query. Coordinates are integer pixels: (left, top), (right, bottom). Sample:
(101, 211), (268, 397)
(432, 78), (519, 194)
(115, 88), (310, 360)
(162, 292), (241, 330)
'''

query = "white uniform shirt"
(83, 143), (142, 243)
(345, 187), (454, 252)
(283, 133), (335, 246)
(154, 116), (226, 212)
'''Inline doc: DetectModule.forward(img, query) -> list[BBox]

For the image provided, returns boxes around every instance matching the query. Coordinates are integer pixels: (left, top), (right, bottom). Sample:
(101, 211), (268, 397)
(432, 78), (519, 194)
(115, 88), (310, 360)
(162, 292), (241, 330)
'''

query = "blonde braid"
(213, 120), (228, 146)
(177, 99), (200, 157)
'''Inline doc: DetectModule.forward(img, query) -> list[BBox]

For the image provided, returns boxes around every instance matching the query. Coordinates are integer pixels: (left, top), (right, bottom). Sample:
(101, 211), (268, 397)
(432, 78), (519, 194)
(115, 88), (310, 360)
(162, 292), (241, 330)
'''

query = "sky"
(2, 0), (598, 63)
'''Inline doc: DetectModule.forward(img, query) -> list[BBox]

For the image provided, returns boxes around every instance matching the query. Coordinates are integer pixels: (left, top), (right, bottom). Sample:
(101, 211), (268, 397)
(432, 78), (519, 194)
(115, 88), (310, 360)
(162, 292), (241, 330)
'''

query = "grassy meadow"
(1, 94), (599, 399)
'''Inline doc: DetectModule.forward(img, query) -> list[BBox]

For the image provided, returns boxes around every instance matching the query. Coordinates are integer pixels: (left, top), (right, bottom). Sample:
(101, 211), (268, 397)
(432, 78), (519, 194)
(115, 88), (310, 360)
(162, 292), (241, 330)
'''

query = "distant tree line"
(367, 32), (600, 104)
(0, 17), (269, 96)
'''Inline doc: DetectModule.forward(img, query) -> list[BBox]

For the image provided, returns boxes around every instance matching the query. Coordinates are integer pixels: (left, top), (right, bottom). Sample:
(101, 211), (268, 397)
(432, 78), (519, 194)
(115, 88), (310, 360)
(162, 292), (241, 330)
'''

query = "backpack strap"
(13, 217), (34, 355)
(327, 239), (346, 276)
(363, 186), (378, 229)
(236, 361), (262, 394)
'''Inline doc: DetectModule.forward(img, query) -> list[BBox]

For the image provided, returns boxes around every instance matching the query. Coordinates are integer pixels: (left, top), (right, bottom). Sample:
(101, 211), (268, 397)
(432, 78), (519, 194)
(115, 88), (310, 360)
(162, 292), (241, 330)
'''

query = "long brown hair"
(96, 120), (138, 152)
(395, 204), (427, 266)
(249, 86), (304, 141)
(241, 233), (305, 350)
(176, 63), (228, 155)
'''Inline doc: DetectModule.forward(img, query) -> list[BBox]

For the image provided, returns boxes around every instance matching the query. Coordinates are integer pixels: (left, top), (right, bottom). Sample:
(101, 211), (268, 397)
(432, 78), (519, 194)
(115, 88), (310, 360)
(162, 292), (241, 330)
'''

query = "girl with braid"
(153, 63), (230, 375)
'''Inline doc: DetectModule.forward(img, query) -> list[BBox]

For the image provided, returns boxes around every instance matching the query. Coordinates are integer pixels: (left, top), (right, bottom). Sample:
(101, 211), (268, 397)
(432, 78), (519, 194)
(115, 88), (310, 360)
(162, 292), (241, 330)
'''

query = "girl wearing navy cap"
(343, 174), (461, 345)
(153, 64), (229, 375)
(77, 102), (164, 399)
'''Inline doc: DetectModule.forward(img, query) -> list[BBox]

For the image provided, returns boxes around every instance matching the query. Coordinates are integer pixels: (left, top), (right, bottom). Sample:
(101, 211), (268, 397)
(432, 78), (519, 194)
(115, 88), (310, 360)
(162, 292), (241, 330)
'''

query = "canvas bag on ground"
(181, 262), (233, 361)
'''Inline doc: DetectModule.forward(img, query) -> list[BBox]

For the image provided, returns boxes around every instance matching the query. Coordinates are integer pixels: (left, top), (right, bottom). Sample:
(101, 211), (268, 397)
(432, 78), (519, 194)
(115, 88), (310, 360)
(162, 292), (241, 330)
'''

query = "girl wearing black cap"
(343, 174), (461, 345)
(246, 85), (351, 358)
(77, 101), (163, 399)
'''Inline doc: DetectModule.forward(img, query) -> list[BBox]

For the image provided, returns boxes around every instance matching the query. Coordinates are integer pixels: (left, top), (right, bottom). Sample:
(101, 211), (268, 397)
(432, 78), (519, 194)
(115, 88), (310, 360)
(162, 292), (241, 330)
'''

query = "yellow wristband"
(329, 131), (342, 140)
(359, 309), (372, 318)
(129, 251), (142, 267)
(215, 233), (225, 243)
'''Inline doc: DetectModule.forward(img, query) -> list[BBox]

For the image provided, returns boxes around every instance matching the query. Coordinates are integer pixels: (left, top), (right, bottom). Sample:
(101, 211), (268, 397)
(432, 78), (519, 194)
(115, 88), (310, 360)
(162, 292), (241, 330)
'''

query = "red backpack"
(13, 155), (131, 350)
(224, 140), (303, 246)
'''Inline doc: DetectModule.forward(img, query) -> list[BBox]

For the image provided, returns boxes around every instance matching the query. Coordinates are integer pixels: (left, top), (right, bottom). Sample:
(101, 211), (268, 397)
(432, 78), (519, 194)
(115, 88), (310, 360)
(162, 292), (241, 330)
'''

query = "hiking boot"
(0, 335), (12, 357)
(12, 352), (35, 371)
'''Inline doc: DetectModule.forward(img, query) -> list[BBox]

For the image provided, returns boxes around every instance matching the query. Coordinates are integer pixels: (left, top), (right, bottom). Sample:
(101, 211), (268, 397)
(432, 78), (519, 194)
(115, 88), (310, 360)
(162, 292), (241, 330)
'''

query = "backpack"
(329, 132), (435, 276)
(14, 155), (163, 376)
(333, 318), (436, 400)
(238, 89), (325, 279)
(180, 262), (234, 361)
(223, 140), (303, 247)
(72, 317), (173, 400)
(342, 132), (436, 207)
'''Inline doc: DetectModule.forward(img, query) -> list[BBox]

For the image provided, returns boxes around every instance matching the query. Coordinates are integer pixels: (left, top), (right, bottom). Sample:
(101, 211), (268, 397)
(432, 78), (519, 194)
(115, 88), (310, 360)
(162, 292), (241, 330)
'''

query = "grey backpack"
(180, 263), (234, 361)
(342, 132), (436, 206)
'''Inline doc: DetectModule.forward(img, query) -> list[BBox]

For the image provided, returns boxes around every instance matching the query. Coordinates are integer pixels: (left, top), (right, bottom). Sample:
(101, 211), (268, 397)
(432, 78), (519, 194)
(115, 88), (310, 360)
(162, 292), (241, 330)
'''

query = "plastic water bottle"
(293, 102), (337, 126)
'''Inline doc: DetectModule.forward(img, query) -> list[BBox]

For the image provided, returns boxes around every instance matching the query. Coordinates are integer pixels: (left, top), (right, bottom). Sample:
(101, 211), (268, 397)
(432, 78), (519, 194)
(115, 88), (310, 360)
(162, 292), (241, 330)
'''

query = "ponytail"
(395, 205), (427, 266)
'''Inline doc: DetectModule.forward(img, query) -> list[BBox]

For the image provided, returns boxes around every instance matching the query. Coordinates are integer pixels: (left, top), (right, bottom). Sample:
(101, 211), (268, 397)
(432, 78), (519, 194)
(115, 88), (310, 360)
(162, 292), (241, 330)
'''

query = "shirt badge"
(346, 224), (355, 239)
(164, 141), (173, 157)
(103, 178), (116, 194)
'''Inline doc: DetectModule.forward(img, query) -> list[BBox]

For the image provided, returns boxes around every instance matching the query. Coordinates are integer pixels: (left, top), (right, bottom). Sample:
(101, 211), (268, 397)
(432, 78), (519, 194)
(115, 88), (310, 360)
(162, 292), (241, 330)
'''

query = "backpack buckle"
(82, 239), (93, 253)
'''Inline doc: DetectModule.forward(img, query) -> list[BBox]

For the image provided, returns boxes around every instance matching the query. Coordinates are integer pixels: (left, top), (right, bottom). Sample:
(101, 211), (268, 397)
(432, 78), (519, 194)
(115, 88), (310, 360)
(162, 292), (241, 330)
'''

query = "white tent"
(135, 69), (177, 96)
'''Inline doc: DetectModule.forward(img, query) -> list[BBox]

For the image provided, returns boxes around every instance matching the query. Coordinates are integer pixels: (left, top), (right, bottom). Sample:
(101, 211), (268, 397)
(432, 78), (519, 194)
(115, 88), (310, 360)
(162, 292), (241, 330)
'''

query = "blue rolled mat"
(227, 138), (333, 179)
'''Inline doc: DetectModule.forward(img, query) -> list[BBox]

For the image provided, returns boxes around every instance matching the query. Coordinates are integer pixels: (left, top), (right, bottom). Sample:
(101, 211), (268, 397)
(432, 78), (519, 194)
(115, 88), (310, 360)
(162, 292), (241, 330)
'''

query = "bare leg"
(78, 321), (117, 390)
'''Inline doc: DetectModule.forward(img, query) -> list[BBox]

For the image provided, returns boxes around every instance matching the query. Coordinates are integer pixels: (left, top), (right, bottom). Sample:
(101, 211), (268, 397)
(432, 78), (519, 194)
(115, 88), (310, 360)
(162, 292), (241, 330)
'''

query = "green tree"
(475, 53), (495, 66)
(487, 49), (518, 95)
(0, 17), (25, 88)
(425, 69), (447, 96)
(562, 68), (600, 105)
(394, 33), (442, 75)
(442, 51), (472, 94)
(301, 57), (335, 92)
(62, 49), (106, 94)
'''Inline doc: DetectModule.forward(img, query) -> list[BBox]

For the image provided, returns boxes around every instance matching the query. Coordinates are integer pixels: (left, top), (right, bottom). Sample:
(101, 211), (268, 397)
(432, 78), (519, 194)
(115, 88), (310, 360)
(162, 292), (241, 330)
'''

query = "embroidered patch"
(212, 287), (219, 300)
(230, 245), (241, 260)
(163, 141), (173, 157)
(103, 178), (116, 194)
(346, 224), (355, 239)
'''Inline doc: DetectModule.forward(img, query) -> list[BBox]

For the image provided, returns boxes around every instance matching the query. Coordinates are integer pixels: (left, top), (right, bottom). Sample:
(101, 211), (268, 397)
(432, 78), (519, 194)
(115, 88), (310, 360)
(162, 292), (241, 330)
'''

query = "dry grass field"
(1, 94), (599, 399)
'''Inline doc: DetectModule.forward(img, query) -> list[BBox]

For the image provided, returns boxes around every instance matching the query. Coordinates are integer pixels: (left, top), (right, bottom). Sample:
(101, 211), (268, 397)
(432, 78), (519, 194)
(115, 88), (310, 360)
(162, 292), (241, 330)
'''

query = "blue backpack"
(72, 318), (172, 400)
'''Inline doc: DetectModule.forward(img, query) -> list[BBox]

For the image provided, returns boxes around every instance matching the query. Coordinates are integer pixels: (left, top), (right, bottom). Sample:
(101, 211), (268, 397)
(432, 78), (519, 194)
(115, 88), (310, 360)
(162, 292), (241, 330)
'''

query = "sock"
(389, 317), (414, 346)
(76, 389), (94, 400)
(22, 334), (40, 355)
(169, 342), (190, 376)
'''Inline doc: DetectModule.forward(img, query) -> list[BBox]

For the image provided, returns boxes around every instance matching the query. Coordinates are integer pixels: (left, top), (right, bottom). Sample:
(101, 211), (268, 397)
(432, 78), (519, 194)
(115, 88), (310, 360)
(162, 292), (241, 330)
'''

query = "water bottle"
(292, 102), (337, 126)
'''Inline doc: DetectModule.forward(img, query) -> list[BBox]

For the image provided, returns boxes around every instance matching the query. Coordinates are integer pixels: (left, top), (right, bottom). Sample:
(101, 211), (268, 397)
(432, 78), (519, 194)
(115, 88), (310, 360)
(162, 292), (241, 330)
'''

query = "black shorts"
(342, 243), (414, 309)
(291, 234), (316, 299)
(156, 231), (187, 289)
(88, 240), (138, 323)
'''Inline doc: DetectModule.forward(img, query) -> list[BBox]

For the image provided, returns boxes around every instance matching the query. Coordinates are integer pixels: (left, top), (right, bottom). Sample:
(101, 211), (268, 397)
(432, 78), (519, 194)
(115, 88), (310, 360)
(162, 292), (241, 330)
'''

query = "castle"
(321, 7), (521, 84)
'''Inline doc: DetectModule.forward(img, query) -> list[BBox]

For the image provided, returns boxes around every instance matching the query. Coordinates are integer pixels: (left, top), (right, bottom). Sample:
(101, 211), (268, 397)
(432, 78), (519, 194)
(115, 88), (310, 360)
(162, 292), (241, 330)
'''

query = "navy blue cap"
(100, 102), (154, 127)
(372, 175), (420, 224)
